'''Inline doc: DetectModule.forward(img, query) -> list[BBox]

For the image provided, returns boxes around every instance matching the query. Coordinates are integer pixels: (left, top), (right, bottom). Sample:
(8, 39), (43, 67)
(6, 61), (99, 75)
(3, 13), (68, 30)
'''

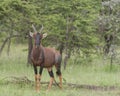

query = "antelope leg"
(47, 68), (54, 90)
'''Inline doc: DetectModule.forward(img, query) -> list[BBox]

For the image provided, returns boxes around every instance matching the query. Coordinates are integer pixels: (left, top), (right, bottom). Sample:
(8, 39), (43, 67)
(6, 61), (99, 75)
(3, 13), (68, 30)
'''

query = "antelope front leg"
(33, 65), (40, 92)
(35, 74), (40, 92)
(47, 68), (54, 90)
(38, 67), (43, 90)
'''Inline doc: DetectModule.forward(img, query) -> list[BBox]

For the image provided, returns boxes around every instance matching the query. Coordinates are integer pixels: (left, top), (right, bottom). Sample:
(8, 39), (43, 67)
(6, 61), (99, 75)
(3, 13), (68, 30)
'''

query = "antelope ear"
(29, 32), (33, 37)
(42, 33), (47, 39)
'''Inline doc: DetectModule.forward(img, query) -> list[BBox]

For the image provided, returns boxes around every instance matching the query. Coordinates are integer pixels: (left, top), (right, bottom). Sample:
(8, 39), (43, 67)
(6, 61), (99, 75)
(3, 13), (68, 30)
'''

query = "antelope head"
(30, 24), (47, 47)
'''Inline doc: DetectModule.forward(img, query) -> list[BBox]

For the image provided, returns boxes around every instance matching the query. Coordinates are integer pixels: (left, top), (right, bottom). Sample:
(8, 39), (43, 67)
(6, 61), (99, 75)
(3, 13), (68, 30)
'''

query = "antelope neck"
(34, 45), (42, 51)
(33, 45), (44, 62)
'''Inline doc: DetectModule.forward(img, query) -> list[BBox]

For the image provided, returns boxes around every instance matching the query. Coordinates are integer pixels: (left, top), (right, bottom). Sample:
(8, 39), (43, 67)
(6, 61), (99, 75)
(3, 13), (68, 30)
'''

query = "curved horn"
(32, 24), (37, 33)
(39, 25), (44, 33)
(29, 31), (33, 37)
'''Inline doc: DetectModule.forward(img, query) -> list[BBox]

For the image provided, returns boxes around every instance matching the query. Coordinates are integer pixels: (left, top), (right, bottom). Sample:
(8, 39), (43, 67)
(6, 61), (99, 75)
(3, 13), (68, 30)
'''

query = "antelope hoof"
(47, 86), (51, 91)
(35, 86), (40, 93)
(59, 84), (62, 89)
(36, 89), (40, 93)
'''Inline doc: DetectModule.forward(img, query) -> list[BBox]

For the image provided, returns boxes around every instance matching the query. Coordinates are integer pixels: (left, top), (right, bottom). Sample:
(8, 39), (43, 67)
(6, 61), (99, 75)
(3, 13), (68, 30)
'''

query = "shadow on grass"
(0, 76), (120, 91)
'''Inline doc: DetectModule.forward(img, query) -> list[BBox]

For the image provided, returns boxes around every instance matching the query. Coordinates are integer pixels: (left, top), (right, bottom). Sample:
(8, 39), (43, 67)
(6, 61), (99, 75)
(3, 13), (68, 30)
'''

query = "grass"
(0, 44), (120, 96)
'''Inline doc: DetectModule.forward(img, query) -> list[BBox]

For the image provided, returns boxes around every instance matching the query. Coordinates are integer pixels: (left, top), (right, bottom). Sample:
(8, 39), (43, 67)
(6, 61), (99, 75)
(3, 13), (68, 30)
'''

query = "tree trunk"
(64, 17), (69, 69)
(7, 38), (11, 56)
(0, 38), (8, 56)
(27, 34), (33, 65)
(0, 35), (21, 56)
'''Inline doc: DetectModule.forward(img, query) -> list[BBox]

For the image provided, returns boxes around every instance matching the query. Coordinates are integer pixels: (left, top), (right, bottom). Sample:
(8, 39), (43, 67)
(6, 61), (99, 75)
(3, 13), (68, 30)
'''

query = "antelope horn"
(29, 31), (33, 37)
(32, 24), (37, 33)
(39, 25), (44, 33)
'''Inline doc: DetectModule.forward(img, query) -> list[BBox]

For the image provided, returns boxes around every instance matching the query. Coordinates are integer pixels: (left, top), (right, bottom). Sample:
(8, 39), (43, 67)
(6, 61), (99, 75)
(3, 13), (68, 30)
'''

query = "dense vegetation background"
(0, 1), (99, 50)
(0, 0), (120, 68)
(0, 0), (120, 96)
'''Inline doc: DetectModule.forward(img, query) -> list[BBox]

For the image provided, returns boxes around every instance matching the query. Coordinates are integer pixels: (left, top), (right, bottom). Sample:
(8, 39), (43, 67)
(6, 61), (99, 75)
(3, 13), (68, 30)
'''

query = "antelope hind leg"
(47, 68), (54, 90)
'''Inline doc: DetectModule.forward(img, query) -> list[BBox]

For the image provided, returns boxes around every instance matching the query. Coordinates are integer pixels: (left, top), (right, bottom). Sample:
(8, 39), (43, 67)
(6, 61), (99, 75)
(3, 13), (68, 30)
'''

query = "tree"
(0, 0), (101, 67)
(97, 0), (120, 70)
(98, 0), (120, 54)
(36, 0), (101, 68)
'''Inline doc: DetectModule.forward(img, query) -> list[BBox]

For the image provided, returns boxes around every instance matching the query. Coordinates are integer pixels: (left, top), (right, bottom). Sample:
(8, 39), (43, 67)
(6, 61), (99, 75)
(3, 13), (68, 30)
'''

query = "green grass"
(0, 44), (120, 96)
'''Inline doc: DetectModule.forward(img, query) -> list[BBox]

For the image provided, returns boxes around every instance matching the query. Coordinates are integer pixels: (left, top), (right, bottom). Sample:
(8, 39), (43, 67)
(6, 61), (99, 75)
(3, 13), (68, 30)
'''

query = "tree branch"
(0, 35), (21, 56)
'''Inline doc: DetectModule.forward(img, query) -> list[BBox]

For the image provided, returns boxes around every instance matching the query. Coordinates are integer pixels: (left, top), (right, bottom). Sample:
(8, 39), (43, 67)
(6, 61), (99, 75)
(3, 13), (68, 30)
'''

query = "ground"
(0, 44), (120, 96)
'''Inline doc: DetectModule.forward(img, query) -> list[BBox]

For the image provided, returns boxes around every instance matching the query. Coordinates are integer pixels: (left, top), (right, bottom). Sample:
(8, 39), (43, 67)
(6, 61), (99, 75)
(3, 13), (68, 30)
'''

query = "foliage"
(97, 0), (120, 44)
(0, 0), (101, 55)
(38, 0), (101, 53)
(0, 0), (37, 41)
